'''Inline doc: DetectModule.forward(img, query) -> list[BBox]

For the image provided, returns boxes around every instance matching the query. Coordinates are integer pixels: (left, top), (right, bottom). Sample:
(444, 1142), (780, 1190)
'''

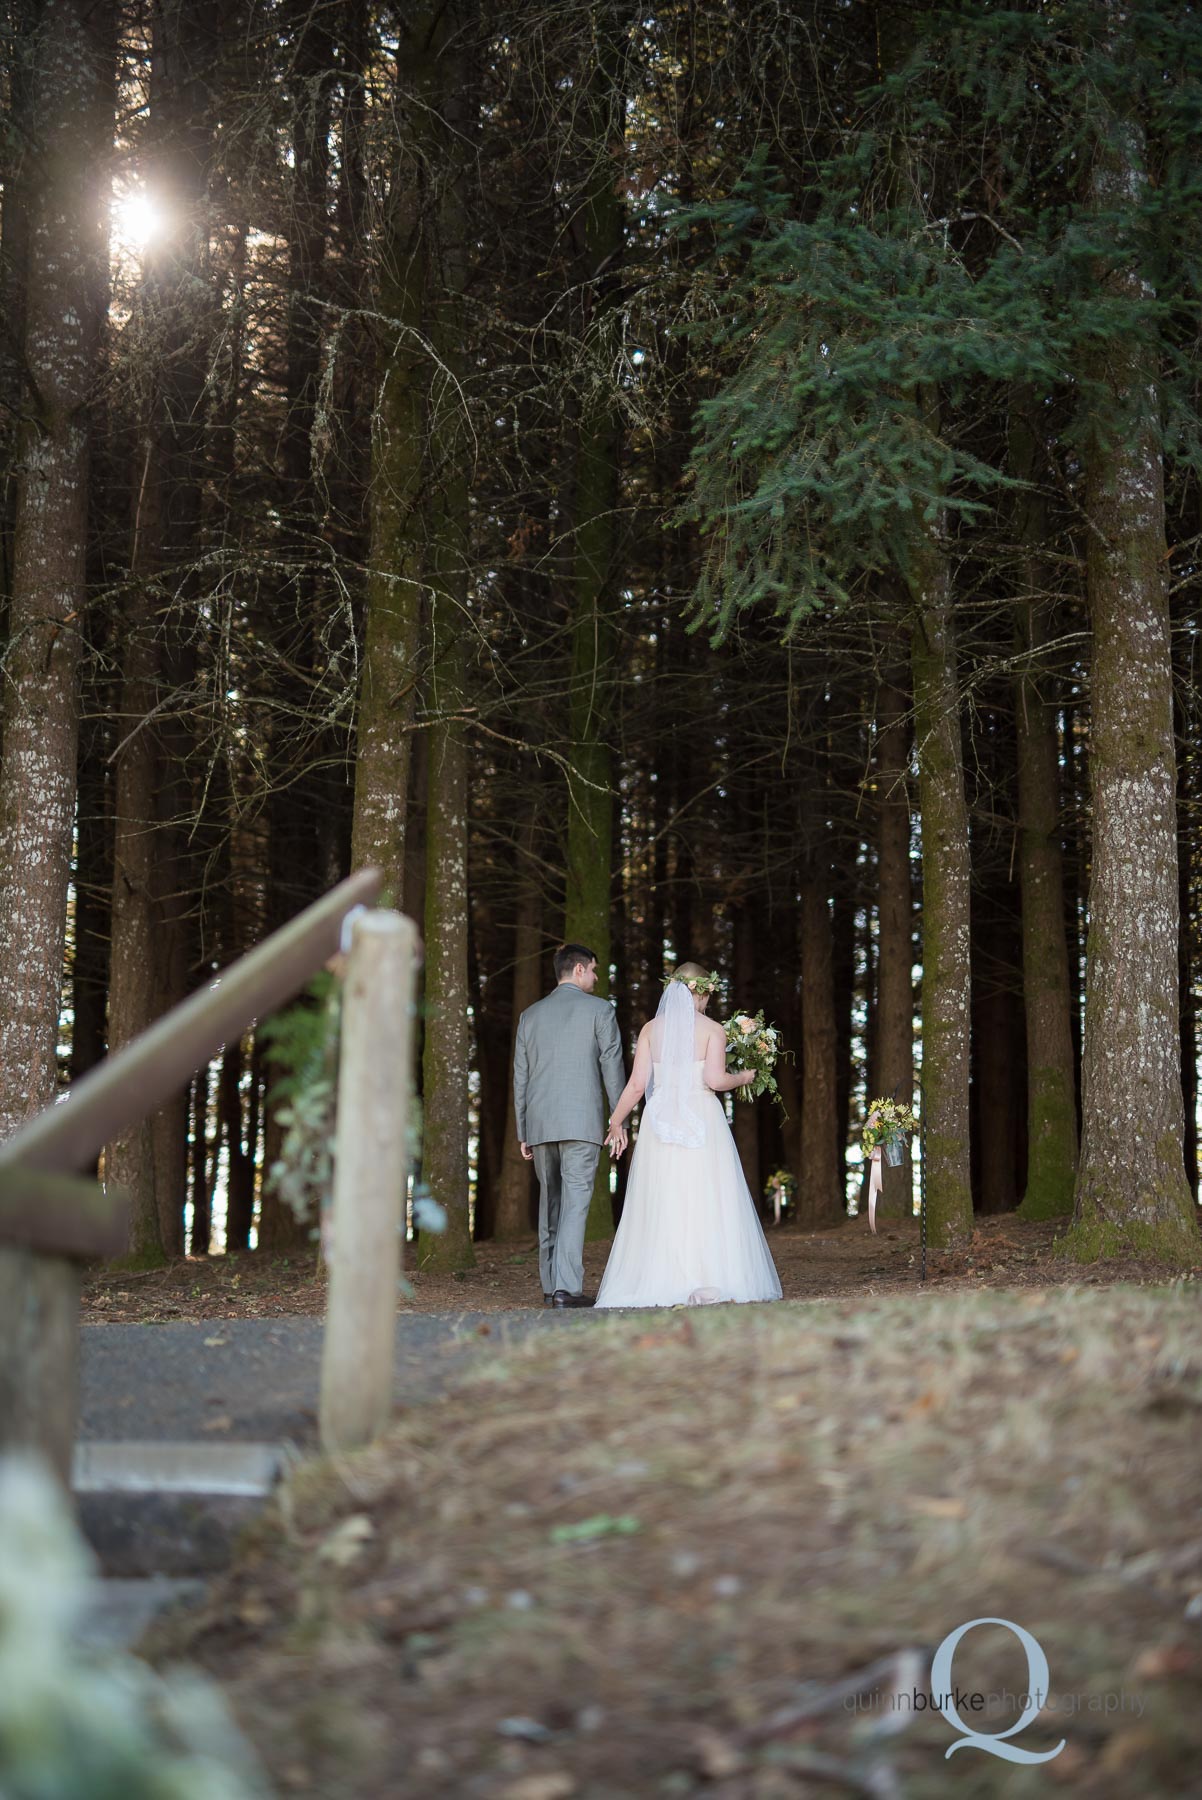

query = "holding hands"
(605, 1120), (629, 1158)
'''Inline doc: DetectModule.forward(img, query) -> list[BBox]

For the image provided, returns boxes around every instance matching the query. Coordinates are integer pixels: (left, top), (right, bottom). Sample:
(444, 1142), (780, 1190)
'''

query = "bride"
(595, 963), (783, 1309)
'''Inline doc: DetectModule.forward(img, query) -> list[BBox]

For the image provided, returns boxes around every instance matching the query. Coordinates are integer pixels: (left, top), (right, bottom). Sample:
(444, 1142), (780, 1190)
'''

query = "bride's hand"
(606, 1122), (629, 1158)
(740, 1070), (757, 1088)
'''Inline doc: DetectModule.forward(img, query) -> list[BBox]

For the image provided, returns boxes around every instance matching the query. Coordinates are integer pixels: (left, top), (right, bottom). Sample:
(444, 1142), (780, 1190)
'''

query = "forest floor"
(79, 1208), (1194, 1326)
(147, 1278), (1202, 1799)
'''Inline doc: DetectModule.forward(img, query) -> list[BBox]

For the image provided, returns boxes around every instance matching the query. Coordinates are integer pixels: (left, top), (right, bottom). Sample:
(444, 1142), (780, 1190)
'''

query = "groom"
(514, 943), (627, 1308)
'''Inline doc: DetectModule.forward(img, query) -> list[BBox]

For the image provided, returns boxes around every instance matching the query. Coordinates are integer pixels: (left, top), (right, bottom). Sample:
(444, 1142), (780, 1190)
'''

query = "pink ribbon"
(865, 1109), (883, 1234)
(868, 1146), (882, 1234)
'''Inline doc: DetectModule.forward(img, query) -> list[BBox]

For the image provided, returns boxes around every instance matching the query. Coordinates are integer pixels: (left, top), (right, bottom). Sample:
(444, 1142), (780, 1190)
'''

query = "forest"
(1, 0), (1200, 1275)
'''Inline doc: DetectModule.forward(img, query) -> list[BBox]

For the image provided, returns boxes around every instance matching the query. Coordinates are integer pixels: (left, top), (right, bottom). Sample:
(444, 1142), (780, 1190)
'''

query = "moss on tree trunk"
(1060, 104), (1198, 1266)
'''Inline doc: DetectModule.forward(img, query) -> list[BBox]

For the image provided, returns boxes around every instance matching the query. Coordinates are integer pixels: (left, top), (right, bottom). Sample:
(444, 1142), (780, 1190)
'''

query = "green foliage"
(259, 973), (340, 1228)
(548, 1514), (641, 1544)
(259, 973), (437, 1252)
(0, 1455), (267, 1799)
(675, 3), (1202, 643)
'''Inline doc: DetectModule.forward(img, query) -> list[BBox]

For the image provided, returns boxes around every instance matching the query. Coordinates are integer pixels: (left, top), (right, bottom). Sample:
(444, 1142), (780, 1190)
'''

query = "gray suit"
(513, 983), (626, 1295)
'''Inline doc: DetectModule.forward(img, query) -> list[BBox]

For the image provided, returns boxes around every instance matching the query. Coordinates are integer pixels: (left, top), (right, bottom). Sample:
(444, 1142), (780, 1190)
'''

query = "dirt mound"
(150, 1282), (1202, 1797)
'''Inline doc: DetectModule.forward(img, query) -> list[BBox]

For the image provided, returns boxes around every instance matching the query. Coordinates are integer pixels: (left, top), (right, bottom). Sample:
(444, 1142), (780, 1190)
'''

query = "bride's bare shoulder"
(699, 1015), (724, 1042)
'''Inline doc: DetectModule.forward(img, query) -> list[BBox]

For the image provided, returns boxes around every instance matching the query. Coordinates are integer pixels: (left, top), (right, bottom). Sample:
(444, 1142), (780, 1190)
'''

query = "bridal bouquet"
(723, 1008), (783, 1104)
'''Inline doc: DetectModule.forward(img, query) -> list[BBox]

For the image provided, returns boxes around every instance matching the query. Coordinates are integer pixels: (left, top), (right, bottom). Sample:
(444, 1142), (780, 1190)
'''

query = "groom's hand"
(520, 1141), (533, 1162)
(606, 1124), (628, 1158)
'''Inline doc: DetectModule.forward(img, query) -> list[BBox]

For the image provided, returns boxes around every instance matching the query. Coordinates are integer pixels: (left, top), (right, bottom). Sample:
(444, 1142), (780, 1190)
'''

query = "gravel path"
(79, 1310), (595, 1446)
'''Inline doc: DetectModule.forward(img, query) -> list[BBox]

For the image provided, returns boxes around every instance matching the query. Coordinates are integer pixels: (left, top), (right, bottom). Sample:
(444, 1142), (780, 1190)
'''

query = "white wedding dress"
(595, 986), (782, 1309)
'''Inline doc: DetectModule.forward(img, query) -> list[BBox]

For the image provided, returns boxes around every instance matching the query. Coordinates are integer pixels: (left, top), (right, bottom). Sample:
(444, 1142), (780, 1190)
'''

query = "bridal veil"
(644, 978), (705, 1148)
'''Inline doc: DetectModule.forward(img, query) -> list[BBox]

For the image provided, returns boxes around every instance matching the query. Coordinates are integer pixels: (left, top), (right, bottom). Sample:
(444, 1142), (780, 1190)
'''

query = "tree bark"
(1064, 99), (1197, 1263)
(1009, 398), (1077, 1218)
(798, 791), (842, 1226)
(1179, 700), (1199, 1207)
(563, 3), (630, 1241)
(189, 1065), (211, 1256)
(420, 597), (474, 1269)
(222, 1038), (255, 1251)
(106, 0), (214, 1260)
(873, 649), (914, 1210)
(908, 531), (974, 1249)
(0, 0), (111, 1144)
(495, 805), (543, 1238)
(349, 11), (429, 901)
(971, 902), (1022, 1215)
(413, 1), (475, 1272)
(731, 897), (761, 1202)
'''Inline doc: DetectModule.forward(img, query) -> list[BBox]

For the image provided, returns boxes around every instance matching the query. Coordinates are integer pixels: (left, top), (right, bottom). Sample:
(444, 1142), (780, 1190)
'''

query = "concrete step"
(72, 1441), (293, 1577)
(74, 1575), (209, 1652)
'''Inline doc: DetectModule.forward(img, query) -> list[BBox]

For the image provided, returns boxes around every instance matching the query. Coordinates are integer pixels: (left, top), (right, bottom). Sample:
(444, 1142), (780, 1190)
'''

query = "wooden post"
(319, 910), (419, 1454)
(0, 1172), (130, 1485)
(0, 1251), (82, 1484)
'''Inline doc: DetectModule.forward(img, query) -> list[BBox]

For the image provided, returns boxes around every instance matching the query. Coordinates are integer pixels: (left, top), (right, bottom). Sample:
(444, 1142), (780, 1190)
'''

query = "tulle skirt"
(595, 1089), (783, 1309)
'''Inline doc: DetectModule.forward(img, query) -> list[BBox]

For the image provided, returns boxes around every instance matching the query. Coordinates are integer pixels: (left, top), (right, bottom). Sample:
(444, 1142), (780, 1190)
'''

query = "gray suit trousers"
(532, 1140), (601, 1296)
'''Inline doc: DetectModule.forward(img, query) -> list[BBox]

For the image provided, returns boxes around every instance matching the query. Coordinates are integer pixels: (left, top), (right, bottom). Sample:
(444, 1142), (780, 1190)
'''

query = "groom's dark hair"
(554, 942), (597, 981)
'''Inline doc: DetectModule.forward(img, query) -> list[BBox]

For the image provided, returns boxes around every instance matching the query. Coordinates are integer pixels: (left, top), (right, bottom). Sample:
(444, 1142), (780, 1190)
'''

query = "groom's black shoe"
(543, 1292), (554, 1307)
(552, 1289), (595, 1308)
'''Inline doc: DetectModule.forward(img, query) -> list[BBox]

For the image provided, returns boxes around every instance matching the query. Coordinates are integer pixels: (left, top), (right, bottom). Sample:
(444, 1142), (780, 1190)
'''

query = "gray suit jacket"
(513, 983), (626, 1147)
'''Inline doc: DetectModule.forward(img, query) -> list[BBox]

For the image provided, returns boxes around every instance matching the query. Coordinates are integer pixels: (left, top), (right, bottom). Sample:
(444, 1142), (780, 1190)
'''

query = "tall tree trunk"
(0, 9), (30, 651)
(106, 0), (212, 1259)
(495, 805), (543, 1238)
(414, 1), (475, 1272)
(419, 539), (474, 1270)
(873, 648), (913, 1209)
(106, 542), (162, 1257)
(1010, 399), (1077, 1218)
(908, 529), (974, 1249)
(731, 897), (761, 1201)
(1062, 698), (1086, 1119)
(71, 669), (111, 1086)
(189, 1066), (211, 1256)
(971, 902), (1021, 1215)
(1179, 699), (1199, 1207)
(776, 965), (802, 1179)
(798, 789), (842, 1225)
(1064, 99), (1197, 1263)
(349, 23), (428, 900)
(563, 3), (629, 1241)
(0, 0), (110, 1142)
(223, 1038), (255, 1252)
(832, 867), (856, 1203)
(468, 894), (505, 1239)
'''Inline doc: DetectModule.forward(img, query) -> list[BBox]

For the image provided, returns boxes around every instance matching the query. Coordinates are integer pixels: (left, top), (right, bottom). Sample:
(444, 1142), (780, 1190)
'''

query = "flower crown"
(662, 967), (722, 996)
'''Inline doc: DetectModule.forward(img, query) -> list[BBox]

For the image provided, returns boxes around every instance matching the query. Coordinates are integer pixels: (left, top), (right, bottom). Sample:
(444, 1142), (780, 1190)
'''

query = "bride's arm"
(607, 1026), (653, 1133)
(703, 1024), (756, 1093)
